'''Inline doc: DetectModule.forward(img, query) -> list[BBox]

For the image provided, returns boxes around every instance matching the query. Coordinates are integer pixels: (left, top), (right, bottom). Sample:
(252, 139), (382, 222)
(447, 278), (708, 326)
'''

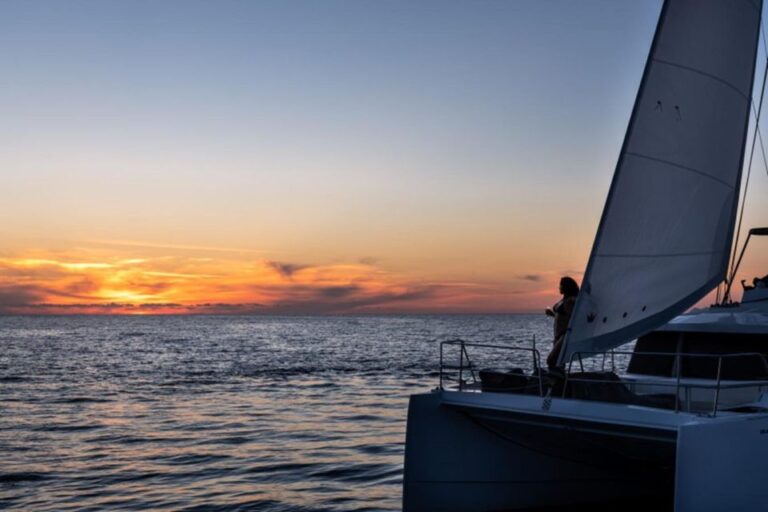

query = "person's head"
(559, 276), (579, 297)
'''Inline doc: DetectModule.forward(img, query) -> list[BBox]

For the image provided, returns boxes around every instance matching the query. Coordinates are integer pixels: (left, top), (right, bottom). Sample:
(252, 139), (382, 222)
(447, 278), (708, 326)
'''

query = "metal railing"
(438, 341), (768, 416)
(566, 350), (768, 416)
(439, 339), (544, 395)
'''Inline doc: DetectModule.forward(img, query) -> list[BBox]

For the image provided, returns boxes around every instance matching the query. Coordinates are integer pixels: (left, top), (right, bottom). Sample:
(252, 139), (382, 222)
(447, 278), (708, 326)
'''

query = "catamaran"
(403, 0), (768, 510)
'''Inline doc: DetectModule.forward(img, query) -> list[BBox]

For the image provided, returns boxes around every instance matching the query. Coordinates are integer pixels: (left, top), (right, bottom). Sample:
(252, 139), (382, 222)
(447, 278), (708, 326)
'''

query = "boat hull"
(402, 391), (675, 511)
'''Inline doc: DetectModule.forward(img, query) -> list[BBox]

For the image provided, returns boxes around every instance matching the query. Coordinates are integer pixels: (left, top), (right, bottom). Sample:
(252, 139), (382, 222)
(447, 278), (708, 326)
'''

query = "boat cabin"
(439, 288), (768, 415)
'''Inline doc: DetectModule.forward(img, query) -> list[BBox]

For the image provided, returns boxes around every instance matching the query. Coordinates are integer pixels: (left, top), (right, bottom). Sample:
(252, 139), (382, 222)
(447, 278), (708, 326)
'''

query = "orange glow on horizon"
(0, 245), (569, 315)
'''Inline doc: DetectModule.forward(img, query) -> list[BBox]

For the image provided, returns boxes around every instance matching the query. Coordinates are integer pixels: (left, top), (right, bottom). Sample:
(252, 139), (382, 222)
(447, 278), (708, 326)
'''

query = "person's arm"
(545, 308), (554, 317)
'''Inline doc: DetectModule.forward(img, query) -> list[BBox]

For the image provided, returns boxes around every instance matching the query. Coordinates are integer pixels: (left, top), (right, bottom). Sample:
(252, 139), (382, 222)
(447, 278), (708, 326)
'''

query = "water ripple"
(0, 314), (551, 511)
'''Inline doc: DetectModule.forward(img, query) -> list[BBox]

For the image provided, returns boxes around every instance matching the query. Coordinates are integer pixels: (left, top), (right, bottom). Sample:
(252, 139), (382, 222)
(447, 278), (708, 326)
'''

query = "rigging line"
(753, 0), (768, 167)
(732, 96), (766, 270)
(755, 109), (768, 177)
(758, 123), (768, 177)
(719, 10), (768, 307)
(759, 14), (768, 175)
(727, 56), (768, 303)
(728, 100), (768, 304)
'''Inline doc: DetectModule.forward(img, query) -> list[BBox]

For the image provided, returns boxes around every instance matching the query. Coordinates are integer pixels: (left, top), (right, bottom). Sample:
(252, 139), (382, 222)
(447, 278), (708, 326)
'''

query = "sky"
(2, 0), (768, 315)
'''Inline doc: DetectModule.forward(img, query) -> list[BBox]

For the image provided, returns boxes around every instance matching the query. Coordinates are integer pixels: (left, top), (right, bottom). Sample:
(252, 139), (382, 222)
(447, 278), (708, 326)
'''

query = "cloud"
(1, 301), (267, 315)
(23, 302), (135, 310)
(63, 278), (101, 296)
(137, 303), (184, 310)
(186, 303), (264, 314)
(121, 279), (174, 295)
(0, 261), (70, 280)
(318, 285), (360, 298)
(91, 239), (267, 255)
(265, 260), (311, 278)
(0, 285), (46, 308)
(257, 282), (442, 314)
(0, 249), (562, 315)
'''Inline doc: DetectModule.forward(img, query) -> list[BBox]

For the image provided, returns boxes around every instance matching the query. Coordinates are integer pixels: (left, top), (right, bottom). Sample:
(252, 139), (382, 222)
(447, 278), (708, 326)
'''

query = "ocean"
(1, 314), (552, 511)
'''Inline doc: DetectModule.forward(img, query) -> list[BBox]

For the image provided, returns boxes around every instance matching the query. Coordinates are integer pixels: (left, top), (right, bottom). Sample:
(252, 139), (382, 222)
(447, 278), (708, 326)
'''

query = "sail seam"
(624, 152), (735, 189)
(596, 250), (722, 258)
(653, 58), (749, 100)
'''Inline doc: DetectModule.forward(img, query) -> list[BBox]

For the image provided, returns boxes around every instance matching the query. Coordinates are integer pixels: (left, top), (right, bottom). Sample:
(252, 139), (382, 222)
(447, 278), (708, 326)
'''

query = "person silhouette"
(545, 276), (579, 368)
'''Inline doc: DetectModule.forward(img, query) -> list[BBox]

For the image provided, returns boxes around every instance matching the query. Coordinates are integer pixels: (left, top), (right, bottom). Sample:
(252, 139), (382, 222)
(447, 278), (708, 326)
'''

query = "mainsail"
(561, 0), (763, 363)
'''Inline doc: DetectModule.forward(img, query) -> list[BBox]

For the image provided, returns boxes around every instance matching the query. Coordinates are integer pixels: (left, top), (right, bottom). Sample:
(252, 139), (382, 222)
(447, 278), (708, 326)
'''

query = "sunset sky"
(3, 0), (768, 315)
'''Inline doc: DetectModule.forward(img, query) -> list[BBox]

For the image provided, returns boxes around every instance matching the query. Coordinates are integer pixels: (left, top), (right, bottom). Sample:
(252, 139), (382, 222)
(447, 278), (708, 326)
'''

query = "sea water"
(1, 315), (552, 511)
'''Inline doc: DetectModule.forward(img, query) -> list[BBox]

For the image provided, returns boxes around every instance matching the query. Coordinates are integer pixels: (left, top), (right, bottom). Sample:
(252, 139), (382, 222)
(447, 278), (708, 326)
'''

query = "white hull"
(403, 392), (673, 511)
(403, 390), (768, 511)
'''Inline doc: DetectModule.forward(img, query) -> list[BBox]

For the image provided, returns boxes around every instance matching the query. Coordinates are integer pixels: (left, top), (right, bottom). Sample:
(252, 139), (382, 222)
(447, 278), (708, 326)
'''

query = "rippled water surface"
(1, 315), (551, 511)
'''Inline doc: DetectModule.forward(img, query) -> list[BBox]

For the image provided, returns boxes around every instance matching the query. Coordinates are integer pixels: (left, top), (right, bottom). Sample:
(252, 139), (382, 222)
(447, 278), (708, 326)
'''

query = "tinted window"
(627, 331), (678, 376)
(628, 331), (768, 380)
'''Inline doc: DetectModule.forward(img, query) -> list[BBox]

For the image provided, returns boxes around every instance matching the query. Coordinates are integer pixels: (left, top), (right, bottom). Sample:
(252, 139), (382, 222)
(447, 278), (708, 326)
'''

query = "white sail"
(561, 0), (763, 363)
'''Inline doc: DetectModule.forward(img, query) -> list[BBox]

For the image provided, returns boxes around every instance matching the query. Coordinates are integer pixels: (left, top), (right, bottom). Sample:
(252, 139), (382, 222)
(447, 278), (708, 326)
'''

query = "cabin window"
(627, 331), (678, 377)
(628, 331), (768, 380)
